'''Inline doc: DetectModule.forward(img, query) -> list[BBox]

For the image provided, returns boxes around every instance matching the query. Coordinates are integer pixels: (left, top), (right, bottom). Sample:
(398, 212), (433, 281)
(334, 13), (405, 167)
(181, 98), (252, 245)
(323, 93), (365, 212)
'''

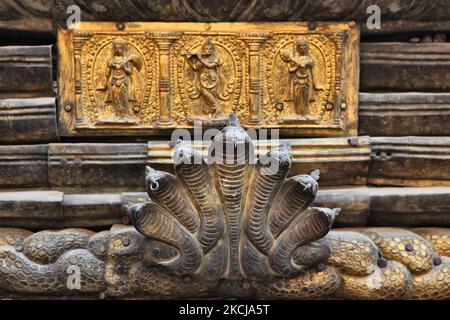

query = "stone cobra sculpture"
(0, 115), (448, 299)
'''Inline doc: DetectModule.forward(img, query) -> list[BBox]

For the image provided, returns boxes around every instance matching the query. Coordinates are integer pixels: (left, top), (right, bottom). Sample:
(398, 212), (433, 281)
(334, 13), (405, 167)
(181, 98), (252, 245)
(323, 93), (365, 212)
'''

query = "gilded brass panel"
(58, 22), (359, 136)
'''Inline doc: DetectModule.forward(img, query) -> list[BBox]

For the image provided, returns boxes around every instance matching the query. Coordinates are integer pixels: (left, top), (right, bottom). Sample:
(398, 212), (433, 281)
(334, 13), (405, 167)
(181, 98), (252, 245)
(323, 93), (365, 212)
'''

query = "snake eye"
(150, 180), (159, 191)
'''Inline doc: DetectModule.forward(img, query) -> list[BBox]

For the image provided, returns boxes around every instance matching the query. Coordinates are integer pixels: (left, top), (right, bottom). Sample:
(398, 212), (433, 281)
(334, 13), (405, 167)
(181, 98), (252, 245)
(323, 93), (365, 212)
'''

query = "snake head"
(145, 166), (164, 191)
(310, 169), (320, 181)
(173, 142), (203, 166)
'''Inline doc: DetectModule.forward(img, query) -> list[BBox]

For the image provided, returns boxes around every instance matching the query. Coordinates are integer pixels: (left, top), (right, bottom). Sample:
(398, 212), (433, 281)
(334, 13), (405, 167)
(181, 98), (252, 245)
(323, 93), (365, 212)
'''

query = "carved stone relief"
(76, 33), (157, 127)
(0, 115), (449, 299)
(58, 22), (358, 137)
(264, 34), (341, 125)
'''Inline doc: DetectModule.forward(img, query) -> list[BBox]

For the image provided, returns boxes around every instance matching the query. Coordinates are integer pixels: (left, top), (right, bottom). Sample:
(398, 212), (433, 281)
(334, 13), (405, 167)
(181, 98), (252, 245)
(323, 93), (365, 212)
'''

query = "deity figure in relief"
(182, 37), (230, 117)
(280, 39), (323, 117)
(96, 38), (142, 123)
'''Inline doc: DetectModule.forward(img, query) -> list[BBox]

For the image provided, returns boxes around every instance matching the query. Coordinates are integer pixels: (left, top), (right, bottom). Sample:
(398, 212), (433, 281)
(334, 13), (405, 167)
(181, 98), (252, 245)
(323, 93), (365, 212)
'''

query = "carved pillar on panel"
(241, 33), (269, 125)
(73, 33), (91, 125)
(148, 32), (181, 127)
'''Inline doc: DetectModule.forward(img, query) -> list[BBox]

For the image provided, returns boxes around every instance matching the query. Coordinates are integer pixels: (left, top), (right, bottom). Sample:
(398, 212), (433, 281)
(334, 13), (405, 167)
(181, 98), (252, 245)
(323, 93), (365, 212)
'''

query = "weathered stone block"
(0, 191), (62, 229)
(369, 187), (450, 227)
(361, 43), (450, 91)
(0, 145), (48, 189)
(369, 137), (450, 187)
(359, 93), (450, 136)
(0, 46), (53, 98)
(0, 97), (58, 144)
(48, 143), (148, 192)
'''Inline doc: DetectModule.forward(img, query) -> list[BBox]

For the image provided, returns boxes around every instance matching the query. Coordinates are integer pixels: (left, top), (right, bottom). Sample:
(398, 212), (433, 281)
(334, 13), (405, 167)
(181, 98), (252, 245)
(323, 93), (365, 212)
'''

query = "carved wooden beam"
(361, 43), (450, 91)
(369, 137), (450, 187)
(359, 93), (450, 136)
(0, 46), (53, 99)
(1, 1), (450, 34)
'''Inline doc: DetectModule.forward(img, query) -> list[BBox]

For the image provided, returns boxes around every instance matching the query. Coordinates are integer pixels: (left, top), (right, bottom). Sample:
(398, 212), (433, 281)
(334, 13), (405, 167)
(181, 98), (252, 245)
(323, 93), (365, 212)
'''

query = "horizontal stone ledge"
(0, 145), (48, 188)
(0, 46), (53, 99)
(0, 187), (449, 229)
(0, 97), (58, 144)
(369, 137), (450, 187)
(48, 143), (149, 192)
(359, 93), (450, 136)
(314, 187), (370, 227)
(0, 138), (370, 191)
(0, 191), (62, 229)
(2, 136), (450, 190)
(148, 137), (371, 187)
(368, 187), (450, 227)
(361, 42), (450, 91)
(0, 192), (123, 229)
(62, 194), (123, 228)
(361, 21), (450, 35)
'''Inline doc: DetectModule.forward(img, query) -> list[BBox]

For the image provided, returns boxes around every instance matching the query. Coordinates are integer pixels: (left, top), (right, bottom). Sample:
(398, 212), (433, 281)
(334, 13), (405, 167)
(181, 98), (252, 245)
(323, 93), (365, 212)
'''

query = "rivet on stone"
(317, 263), (326, 271)
(64, 104), (72, 112)
(117, 22), (125, 30)
(115, 265), (124, 273)
(242, 281), (251, 290)
(307, 21), (317, 30)
(275, 101), (284, 111)
(348, 137), (359, 146)
(122, 239), (130, 247)
(121, 214), (130, 225)
(433, 256), (442, 266)
(377, 258), (388, 268)
(183, 276), (192, 283)
(405, 243), (414, 252)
